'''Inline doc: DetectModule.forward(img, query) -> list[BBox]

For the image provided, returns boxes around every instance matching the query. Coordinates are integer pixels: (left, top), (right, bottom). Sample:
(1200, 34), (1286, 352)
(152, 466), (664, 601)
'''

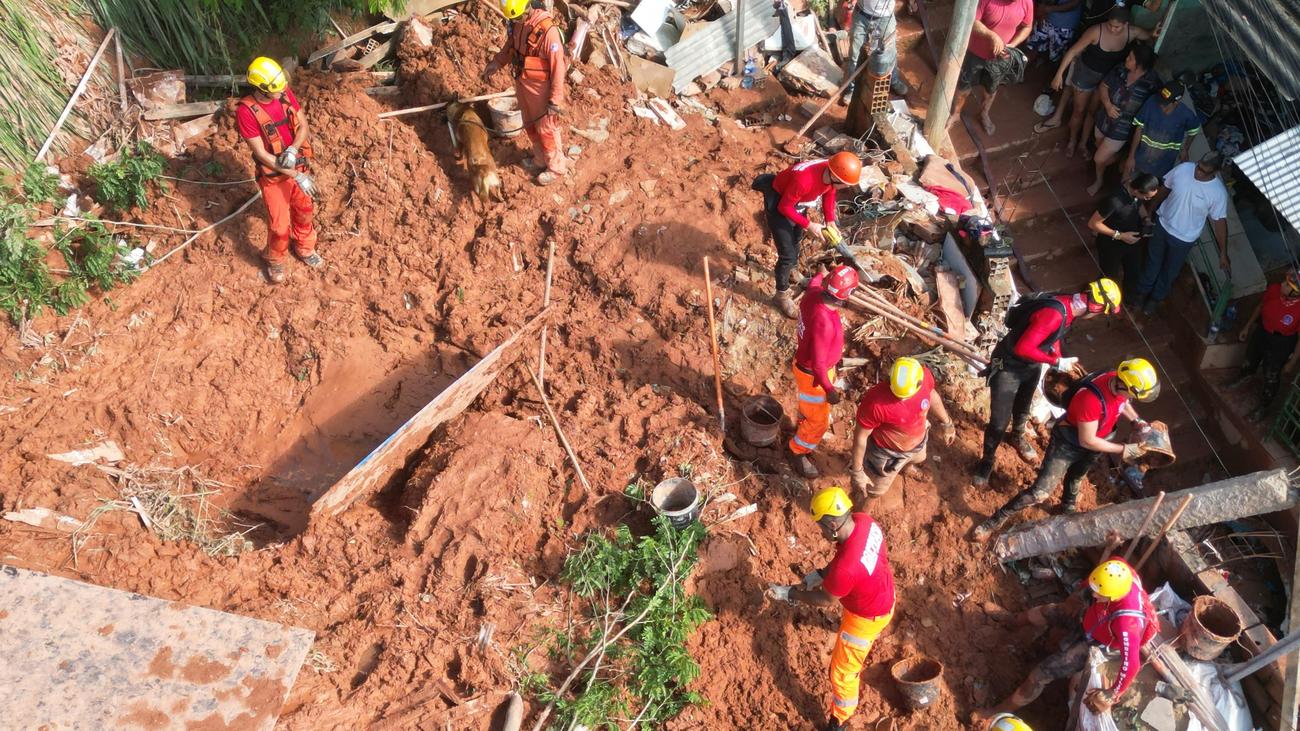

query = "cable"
(160, 175), (256, 186)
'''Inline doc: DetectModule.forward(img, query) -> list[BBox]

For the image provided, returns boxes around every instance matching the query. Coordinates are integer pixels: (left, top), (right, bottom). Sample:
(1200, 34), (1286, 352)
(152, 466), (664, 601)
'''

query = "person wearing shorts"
(1025, 0), (1084, 64)
(1087, 42), (1160, 196)
(949, 0), (1033, 138)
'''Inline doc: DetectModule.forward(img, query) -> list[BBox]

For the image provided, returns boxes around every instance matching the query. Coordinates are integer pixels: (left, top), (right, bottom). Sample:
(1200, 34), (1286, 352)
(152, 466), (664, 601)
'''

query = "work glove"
(766, 583), (794, 603)
(938, 421), (957, 446)
(548, 103), (565, 117)
(294, 172), (319, 200)
(850, 468), (870, 492)
(1134, 419), (1153, 435)
(276, 145), (300, 170)
(801, 570), (823, 590)
(826, 389), (843, 405)
(1121, 442), (1148, 464)
(1054, 356), (1080, 373)
(1085, 688), (1116, 714)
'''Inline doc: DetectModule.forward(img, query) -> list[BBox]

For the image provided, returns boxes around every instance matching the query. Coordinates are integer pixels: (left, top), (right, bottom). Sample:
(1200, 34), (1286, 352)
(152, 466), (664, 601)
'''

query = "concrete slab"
(0, 565), (314, 730)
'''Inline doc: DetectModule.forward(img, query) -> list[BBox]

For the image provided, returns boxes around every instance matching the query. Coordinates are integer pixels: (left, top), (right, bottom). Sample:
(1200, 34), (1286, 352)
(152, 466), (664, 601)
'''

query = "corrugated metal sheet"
(664, 1), (782, 93)
(1201, 0), (1300, 101)
(1234, 123), (1300, 235)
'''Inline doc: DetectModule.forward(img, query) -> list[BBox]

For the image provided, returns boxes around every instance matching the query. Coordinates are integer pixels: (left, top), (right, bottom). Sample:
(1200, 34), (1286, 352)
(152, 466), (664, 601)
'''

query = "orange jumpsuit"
(491, 8), (569, 175)
(235, 92), (317, 264)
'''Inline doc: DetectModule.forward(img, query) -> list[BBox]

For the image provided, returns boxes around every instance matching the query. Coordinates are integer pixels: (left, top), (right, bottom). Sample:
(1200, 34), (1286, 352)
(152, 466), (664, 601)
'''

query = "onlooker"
(1124, 81), (1201, 179)
(1025, 0), (1085, 64)
(950, 0), (1034, 137)
(1034, 7), (1151, 158)
(1133, 152), (1230, 315)
(1232, 269), (1300, 414)
(840, 0), (909, 108)
(1087, 41), (1160, 195)
(1088, 172), (1160, 296)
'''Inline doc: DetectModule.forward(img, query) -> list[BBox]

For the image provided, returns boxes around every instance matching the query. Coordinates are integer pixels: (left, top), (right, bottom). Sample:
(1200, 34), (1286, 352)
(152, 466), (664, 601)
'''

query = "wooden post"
(1282, 530), (1300, 730)
(36, 28), (116, 162)
(538, 240), (556, 391)
(733, 0), (746, 77)
(922, 0), (979, 150)
(114, 32), (127, 112)
(1121, 490), (1165, 563)
(525, 363), (592, 493)
(1133, 493), (1194, 572)
(703, 257), (726, 435)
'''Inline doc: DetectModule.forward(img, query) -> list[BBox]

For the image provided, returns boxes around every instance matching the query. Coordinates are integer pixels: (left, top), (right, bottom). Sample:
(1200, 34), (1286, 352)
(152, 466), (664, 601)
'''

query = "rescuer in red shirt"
(974, 358), (1160, 541)
(974, 279), (1123, 486)
(788, 265), (860, 478)
(752, 153), (863, 318)
(850, 357), (956, 498)
(972, 559), (1157, 725)
(766, 487), (896, 731)
(1232, 269), (1300, 417)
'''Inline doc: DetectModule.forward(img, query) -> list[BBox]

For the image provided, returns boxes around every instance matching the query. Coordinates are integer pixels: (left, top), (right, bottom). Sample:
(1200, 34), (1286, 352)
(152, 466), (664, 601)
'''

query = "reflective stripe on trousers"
(790, 361), (835, 455)
(829, 606), (894, 723)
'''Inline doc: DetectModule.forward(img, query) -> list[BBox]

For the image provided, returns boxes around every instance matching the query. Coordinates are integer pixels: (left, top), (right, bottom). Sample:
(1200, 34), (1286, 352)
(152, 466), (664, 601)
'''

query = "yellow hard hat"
(889, 357), (925, 399)
(810, 486), (852, 522)
(988, 714), (1033, 731)
(501, 0), (530, 19)
(247, 56), (287, 94)
(1117, 357), (1159, 402)
(1088, 277), (1122, 314)
(1088, 559), (1135, 600)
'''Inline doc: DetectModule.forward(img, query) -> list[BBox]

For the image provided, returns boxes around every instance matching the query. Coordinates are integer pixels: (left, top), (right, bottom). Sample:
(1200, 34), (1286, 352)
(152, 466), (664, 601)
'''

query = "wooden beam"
(36, 28), (116, 162)
(377, 89), (514, 120)
(993, 469), (1296, 562)
(142, 101), (224, 121)
(1283, 528), (1300, 730)
(307, 20), (400, 64)
(310, 308), (551, 517)
(358, 39), (395, 70)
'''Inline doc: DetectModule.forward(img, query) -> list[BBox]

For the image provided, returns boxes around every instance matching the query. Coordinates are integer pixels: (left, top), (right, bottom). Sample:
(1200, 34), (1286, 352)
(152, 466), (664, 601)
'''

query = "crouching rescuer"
(483, 0), (571, 186)
(766, 487), (896, 731)
(974, 358), (1160, 541)
(237, 57), (321, 284)
(849, 357), (955, 498)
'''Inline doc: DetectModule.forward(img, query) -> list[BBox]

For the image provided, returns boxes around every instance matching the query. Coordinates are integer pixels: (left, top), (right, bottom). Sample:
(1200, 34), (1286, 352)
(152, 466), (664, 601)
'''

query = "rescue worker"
(236, 56), (320, 284)
(974, 358), (1160, 541)
(788, 265), (860, 478)
(1232, 268), (1300, 417)
(483, 0), (571, 186)
(766, 487), (895, 731)
(974, 278), (1123, 487)
(849, 357), (957, 498)
(972, 559), (1157, 724)
(752, 153), (863, 318)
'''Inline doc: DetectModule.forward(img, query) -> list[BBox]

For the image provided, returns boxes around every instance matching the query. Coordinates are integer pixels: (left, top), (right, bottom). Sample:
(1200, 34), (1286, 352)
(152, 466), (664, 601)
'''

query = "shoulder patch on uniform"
(550, 42), (561, 53)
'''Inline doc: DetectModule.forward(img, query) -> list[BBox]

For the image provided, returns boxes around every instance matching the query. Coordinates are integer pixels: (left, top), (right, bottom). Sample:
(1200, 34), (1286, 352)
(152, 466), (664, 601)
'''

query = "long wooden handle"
(1121, 490), (1166, 563)
(1133, 494), (1194, 572)
(847, 294), (990, 366)
(703, 257), (726, 434)
(791, 63), (870, 142)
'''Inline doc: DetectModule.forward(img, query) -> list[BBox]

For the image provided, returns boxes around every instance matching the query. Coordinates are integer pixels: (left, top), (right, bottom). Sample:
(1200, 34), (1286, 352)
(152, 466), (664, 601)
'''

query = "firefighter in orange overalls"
(236, 57), (321, 284)
(482, 0), (571, 186)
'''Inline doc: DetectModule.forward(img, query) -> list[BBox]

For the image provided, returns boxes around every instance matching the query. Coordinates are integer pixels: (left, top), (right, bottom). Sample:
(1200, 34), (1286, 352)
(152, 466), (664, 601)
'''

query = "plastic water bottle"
(742, 56), (757, 89)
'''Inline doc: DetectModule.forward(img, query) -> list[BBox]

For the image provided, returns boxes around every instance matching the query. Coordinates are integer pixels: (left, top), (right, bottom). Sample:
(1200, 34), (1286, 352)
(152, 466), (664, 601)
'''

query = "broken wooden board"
(993, 469), (1296, 562)
(0, 565), (314, 730)
(778, 46), (842, 97)
(307, 20), (400, 65)
(358, 39), (395, 70)
(311, 308), (551, 517)
(142, 101), (224, 121)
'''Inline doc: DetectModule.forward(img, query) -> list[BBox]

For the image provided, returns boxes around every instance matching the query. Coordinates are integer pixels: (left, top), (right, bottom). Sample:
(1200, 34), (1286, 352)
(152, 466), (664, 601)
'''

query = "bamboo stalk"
(377, 90), (515, 120)
(1120, 491), (1165, 563)
(703, 256), (726, 435)
(114, 31), (127, 112)
(1133, 494), (1194, 572)
(524, 363), (592, 493)
(36, 28), (116, 162)
(538, 240), (556, 391)
(151, 191), (262, 265)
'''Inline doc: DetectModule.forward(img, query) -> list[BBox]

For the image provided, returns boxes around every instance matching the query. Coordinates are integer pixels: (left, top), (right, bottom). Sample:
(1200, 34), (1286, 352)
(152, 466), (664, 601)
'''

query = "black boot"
(890, 71), (910, 96)
(973, 508), (1012, 542)
(788, 449), (819, 478)
(972, 457), (994, 486)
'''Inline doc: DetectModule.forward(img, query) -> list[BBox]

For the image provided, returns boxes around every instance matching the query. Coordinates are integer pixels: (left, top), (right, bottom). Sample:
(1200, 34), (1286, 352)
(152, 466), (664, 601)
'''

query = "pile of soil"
(0, 7), (1090, 729)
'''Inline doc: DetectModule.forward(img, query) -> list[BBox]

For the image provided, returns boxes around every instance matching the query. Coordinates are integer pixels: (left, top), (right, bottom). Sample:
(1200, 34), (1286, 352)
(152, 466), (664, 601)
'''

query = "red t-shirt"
(1261, 283), (1300, 336)
(773, 158), (839, 229)
(967, 0), (1033, 60)
(1083, 575), (1157, 695)
(1012, 295), (1075, 366)
(235, 88), (301, 148)
(1065, 372), (1129, 439)
(795, 274), (845, 393)
(855, 368), (935, 451)
(822, 513), (895, 618)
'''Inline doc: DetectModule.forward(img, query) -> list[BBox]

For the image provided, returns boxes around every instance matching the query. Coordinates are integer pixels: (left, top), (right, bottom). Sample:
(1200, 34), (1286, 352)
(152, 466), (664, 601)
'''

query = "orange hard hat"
(827, 152), (862, 185)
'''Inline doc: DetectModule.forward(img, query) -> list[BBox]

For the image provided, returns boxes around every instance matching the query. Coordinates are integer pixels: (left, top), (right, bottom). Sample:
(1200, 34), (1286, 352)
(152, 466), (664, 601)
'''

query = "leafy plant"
(0, 202), (57, 323)
(526, 518), (711, 730)
(21, 162), (59, 204)
(88, 142), (166, 213)
(53, 218), (140, 292)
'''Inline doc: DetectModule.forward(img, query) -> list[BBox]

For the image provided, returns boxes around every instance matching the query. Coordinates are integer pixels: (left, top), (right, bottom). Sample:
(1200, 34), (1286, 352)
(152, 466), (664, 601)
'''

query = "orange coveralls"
(491, 8), (569, 175)
(237, 94), (317, 264)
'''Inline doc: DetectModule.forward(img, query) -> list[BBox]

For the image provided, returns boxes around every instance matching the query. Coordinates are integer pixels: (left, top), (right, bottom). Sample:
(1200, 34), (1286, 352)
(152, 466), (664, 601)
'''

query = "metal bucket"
(487, 96), (523, 137)
(890, 655), (944, 710)
(1182, 595), (1242, 661)
(1138, 420), (1176, 469)
(650, 478), (702, 529)
(740, 396), (784, 447)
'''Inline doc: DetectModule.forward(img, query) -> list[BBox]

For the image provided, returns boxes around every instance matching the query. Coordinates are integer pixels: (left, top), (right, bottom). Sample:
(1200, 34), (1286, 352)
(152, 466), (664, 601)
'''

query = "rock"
(778, 47), (842, 97)
(609, 189), (630, 205)
(679, 81), (704, 96)
(699, 70), (723, 89)
(639, 179), (658, 195)
(568, 145), (583, 157)
(569, 68), (585, 85)
(404, 16), (434, 48)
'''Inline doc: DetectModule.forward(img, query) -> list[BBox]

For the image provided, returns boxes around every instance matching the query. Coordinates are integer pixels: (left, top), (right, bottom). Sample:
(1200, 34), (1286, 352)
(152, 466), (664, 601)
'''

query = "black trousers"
(997, 426), (1097, 514)
(1241, 325), (1298, 402)
(753, 173), (804, 293)
(1097, 235), (1146, 302)
(980, 361), (1043, 462)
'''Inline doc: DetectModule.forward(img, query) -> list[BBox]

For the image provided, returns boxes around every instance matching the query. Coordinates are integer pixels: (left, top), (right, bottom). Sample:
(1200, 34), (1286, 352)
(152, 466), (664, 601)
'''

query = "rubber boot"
(973, 508), (1012, 542)
(1060, 484), (1081, 514)
(773, 290), (799, 319)
(788, 449), (819, 478)
(890, 68), (910, 96)
(1013, 429), (1039, 463)
(972, 457), (994, 486)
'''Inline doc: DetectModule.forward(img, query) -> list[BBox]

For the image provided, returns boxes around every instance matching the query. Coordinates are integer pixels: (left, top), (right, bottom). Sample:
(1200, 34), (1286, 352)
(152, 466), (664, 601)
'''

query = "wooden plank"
(377, 89), (513, 120)
(358, 39), (395, 70)
(310, 308), (551, 517)
(307, 20), (399, 64)
(143, 101), (224, 121)
(36, 29), (115, 162)
(1283, 531), (1300, 730)
(184, 72), (395, 87)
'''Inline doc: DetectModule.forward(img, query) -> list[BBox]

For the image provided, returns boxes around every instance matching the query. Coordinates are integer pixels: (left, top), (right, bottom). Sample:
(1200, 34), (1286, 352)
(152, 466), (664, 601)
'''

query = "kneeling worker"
(752, 152), (863, 318)
(850, 357), (956, 498)
(788, 265), (860, 478)
(973, 559), (1157, 724)
(975, 279), (1123, 485)
(767, 487), (895, 731)
(974, 358), (1159, 541)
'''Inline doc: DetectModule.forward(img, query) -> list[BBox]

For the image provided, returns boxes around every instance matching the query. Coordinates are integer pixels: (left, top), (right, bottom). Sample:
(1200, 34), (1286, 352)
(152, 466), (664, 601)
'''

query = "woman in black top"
(1087, 42), (1161, 195)
(1088, 172), (1160, 296)
(1035, 6), (1151, 158)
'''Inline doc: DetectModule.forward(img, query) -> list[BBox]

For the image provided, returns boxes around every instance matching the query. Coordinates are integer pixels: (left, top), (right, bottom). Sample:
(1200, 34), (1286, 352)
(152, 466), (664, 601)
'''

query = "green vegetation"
(522, 518), (710, 730)
(21, 163), (60, 205)
(87, 142), (166, 213)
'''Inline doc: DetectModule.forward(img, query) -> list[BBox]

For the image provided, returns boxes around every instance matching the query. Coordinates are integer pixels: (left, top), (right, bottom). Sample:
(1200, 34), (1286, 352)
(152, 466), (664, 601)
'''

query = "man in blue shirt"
(1124, 80), (1201, 179)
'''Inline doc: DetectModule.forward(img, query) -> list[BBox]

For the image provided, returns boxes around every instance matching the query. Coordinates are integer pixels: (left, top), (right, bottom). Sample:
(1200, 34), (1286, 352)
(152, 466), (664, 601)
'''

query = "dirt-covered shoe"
(972, 511), (1010, 542)
(1014, 433), (1039, 462)
(773, 290), (798, 319)
(521, 158), (546, 173)
(972, 458), (994, 486)
(265, 262), (287, 284)
(297, 251), (324, 268)
(787, 450), (819, 478)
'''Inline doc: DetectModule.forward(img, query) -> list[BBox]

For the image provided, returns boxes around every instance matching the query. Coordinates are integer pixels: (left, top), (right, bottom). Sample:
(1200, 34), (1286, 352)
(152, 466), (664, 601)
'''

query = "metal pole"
(922, 0), (979, 149)
(734, 0), (746, 76)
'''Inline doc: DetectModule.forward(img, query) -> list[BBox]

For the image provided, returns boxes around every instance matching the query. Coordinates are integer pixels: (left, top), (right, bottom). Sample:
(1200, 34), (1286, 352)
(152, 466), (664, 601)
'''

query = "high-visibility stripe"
(839, 631), (873, 648)
(798, 392), (826, 403)
(1139, 128), (1200, 150)
(793, 435), (819, 450)
(832, 695), (858, 708)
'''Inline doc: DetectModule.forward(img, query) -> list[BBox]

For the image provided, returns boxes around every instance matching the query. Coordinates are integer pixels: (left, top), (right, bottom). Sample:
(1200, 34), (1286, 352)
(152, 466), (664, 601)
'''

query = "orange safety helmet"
(825, 264), (859, 300)
(827, 152), (863, 186)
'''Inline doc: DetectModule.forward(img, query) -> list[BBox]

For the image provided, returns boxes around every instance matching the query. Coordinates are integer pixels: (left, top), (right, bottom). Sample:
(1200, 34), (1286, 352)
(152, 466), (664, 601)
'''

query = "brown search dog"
(448, 102), (502, 206)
